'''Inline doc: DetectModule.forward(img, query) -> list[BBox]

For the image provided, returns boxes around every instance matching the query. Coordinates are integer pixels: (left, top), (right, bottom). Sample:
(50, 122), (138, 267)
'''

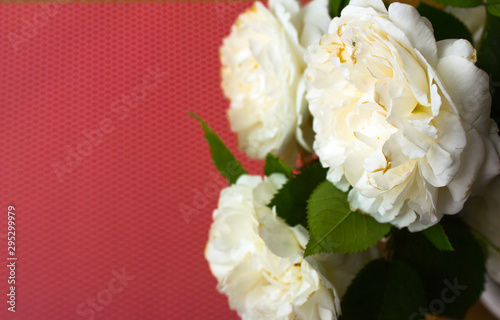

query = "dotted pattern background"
(0, 2), (264, 319)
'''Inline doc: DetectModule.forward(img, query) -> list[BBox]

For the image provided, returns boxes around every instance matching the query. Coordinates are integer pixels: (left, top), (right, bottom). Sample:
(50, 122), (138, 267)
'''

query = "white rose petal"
(220, 0), (330, 165)
(305, 0), (500, 231)
(205, 174), (374, 320)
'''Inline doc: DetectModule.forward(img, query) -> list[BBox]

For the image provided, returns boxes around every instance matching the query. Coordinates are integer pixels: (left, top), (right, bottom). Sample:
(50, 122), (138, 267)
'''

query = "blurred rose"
(461, 175), (500, 284)
(220, 0), (330, 165)
(446, 5), (486, 47)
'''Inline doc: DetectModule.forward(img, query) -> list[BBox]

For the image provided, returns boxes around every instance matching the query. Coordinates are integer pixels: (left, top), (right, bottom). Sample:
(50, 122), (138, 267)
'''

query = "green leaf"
(422, 223), (454, 251)
(190, 112), (246, 185)
(393, 216), (486, 319)
(341, 259), (427, 320)
(488, 0), (500, 16)
(417, 3), (473, 43)
(329, 0), (342, 17)
(329, 0), (350, 17)
(264, 154), (292, 179)
(477, 13), (500, 126)
(305, 181), (391, 256)
(429, 0), (483, 7)
(268, 160), (327, 228)
(489, 5), (500, 16)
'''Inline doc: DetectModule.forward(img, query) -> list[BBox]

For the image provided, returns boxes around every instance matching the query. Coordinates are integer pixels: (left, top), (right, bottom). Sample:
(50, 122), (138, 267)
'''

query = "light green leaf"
(341, 259), (427, 320)
(264, 154), (292, 179)
(422, 223), (454, 251)
(190, 112), (246, 185)
(430, 0), (483, 7)
(269, 160), (327, 229)
(305, 181), (391, 256)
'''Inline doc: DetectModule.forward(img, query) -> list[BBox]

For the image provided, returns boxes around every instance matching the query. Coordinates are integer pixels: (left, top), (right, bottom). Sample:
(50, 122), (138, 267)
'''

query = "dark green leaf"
(190, 112), (246, 185)
(393, 216), (486, 319)
(418, 3), (473, 43)
(329, 0), (342, 17)
(329, 0), (350, 17)
(341, 259), (427, 320)
(269, 160), (327, 228)
(422, 223), (454, 251)
(429, 0), (483, 7)
(264, 154), (292, 179)
(305, 181), (391, 255)
(478, 13), (500, 126)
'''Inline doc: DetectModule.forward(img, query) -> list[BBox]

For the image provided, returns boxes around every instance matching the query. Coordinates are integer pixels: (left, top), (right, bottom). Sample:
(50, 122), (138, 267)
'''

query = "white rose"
(461, 175), (500, 284)
(220, 0), (330, 164)
(205, 174), (374, 320)
(305, 0), (500, 231)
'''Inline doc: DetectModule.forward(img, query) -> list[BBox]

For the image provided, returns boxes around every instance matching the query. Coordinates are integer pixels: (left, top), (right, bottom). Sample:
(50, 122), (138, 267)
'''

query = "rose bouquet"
(193, 0), (500, 319)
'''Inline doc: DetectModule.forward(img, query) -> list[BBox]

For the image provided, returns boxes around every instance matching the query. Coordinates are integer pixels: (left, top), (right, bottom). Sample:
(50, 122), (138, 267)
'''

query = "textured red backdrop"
(0, 2), (265, 319)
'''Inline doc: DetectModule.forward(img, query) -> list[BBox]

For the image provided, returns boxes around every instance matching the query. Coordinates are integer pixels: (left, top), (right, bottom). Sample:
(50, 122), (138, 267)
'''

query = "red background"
(0, 2), (263, 319)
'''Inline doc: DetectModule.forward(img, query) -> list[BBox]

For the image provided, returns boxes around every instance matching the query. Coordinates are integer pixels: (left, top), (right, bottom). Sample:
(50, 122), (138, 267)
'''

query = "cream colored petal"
(435, 50), (491, 134)
(388, 2), (438, 66)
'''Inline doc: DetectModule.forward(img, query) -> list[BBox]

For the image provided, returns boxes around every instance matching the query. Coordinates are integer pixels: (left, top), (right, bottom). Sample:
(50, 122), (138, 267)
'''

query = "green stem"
(470, 227), (500, 255)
